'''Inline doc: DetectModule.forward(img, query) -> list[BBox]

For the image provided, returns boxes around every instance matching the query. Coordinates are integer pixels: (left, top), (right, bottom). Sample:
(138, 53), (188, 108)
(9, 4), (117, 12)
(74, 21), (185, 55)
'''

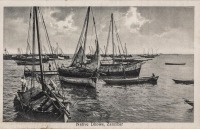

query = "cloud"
(124, 7), (151, 33)
(48, 10), (78, 33)
(4, 17), (29, 53)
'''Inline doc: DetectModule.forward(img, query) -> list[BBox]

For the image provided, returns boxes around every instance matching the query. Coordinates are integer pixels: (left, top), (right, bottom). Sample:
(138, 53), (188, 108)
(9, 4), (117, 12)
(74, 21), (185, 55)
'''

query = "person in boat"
(152, 73), (155, 77)
(20, 76), (27, 92)
(49, 63), (51, 71)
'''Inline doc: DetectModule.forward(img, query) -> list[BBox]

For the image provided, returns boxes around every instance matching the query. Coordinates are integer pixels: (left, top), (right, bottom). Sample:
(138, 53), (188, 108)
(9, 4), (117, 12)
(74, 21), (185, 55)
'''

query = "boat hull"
(3, 55), (13, 60)
(60, 76), (96, 88)
(58, 67), (98, 88)
(13, 87), (70, 122)
(139, 55), (156, 58)
(58, 67), (95, 78)
(99, 63), (142, 77)
(15, 60), (48, 65)
(114, 58), (144, 63)
(172, 79), (194, 85)
(24, 70), (58, 77)
(104, 76), (159, 85)
(165, 63), (186, 65)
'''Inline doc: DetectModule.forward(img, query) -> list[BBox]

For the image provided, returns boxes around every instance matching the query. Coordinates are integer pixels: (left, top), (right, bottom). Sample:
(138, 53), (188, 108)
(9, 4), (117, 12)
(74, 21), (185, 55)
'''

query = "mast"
(82, 7), (90, 66)
(104, 20), (111, 57)
(31, 7), (36, 87)
(34, 7), (45, 91)
(91, 8), (99, 45)
(125, 43), (127, 56)
(111, 13), (115, 64)
(91, 7), (100, 69)
(57, 42), (59, 55)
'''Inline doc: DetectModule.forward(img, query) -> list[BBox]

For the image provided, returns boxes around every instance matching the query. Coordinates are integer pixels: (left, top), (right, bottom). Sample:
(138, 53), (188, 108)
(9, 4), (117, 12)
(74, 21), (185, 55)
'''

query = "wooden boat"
(165, 63), (186, 65)
(183, 99), (194, 107)
(114, 57), (146, 63)
(100, 62), (142, 77)
(139, 49), (159, 58)
(24, 70), (58, 77)
(15, 56), (49, 65)
(15, 60), (41, 65)
(99, 13), (143, 77)
(14, 55), (49, 65)
(103, 75), (159, 85)
(139, 54), (156, 58)
(58, 7), (100, 88)
(113, 54), (132, 58)
(13, 7), (71, 122)
(172, 79), (194, 85)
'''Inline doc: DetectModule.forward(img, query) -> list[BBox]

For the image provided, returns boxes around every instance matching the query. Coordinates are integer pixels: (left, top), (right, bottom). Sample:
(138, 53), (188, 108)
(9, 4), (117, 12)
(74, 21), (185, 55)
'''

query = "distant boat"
(15, 56), (49, 65)
(172, 79), (194, 85)
(14, 55), (49, 65)
(46, 43), (70, 60)
(58, 7), (100, 88)
(103, 75), (159, 85)
(114, 57), (148, 63)
(139, 48), (159, 58)
(165, 63), (186, 65)
(139, 54), (156, 58)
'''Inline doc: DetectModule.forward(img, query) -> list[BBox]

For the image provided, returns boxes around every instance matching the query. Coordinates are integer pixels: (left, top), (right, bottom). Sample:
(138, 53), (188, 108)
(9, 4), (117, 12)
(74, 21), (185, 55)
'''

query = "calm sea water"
(3, 54), (194, 122)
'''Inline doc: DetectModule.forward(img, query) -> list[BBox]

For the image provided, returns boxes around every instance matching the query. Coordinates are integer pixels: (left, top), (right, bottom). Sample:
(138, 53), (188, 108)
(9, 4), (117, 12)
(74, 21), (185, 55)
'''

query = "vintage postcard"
(0, 0), (200, 129)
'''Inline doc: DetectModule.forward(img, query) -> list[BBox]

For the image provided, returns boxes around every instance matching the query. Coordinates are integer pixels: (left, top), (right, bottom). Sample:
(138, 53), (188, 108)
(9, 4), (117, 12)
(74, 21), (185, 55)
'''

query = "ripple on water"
(3, 55), (194, 122)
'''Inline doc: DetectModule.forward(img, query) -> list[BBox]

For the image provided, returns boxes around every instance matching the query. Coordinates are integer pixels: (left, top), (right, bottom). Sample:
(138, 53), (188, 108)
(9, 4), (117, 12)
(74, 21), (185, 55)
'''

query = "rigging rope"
(103, 19), (111, 61)
(70, 7), (88, 66)
(24, 8), (33, 72)
(113, 20), (125, 55)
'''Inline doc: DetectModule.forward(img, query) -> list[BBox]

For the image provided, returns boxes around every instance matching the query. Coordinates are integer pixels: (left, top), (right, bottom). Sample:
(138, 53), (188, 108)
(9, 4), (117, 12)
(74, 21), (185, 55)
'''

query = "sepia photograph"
(1, 1), (198, 128)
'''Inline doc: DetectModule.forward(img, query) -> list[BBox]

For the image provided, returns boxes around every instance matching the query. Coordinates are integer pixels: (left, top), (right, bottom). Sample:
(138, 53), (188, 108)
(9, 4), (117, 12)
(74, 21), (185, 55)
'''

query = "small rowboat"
(183, 99), (194, 107)
(103, 76), (159, 85)
(172, 79), (194, 85)
(165, 63), (186, 65)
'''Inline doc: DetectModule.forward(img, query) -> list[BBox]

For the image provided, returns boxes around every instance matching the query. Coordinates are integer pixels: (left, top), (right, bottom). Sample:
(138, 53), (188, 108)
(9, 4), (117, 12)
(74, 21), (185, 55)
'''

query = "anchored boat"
(104, 75), (159, 85)
(99, 13), (143, 77)
(24, 69), (58, 77)
(172, 79), (194, 85)
(58, 7), (100, 88)
(165, 63), (186, 65)
(14, 55), (49, 65)
(14, 7), (71, 122)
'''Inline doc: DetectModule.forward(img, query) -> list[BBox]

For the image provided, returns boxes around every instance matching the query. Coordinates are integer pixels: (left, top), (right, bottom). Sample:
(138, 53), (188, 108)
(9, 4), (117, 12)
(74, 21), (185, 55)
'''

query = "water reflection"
(61, 83), (110, 122)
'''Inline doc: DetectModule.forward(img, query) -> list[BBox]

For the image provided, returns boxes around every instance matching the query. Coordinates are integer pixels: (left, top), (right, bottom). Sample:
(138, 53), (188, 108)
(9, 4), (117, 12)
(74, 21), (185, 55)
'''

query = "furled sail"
(70, 46), (85, 67)
(86, 40), (100, 70)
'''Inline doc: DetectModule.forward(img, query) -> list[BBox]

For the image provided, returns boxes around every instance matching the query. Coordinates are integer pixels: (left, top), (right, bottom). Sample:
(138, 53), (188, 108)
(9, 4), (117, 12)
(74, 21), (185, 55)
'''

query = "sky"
(4, 6), (194, 54)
